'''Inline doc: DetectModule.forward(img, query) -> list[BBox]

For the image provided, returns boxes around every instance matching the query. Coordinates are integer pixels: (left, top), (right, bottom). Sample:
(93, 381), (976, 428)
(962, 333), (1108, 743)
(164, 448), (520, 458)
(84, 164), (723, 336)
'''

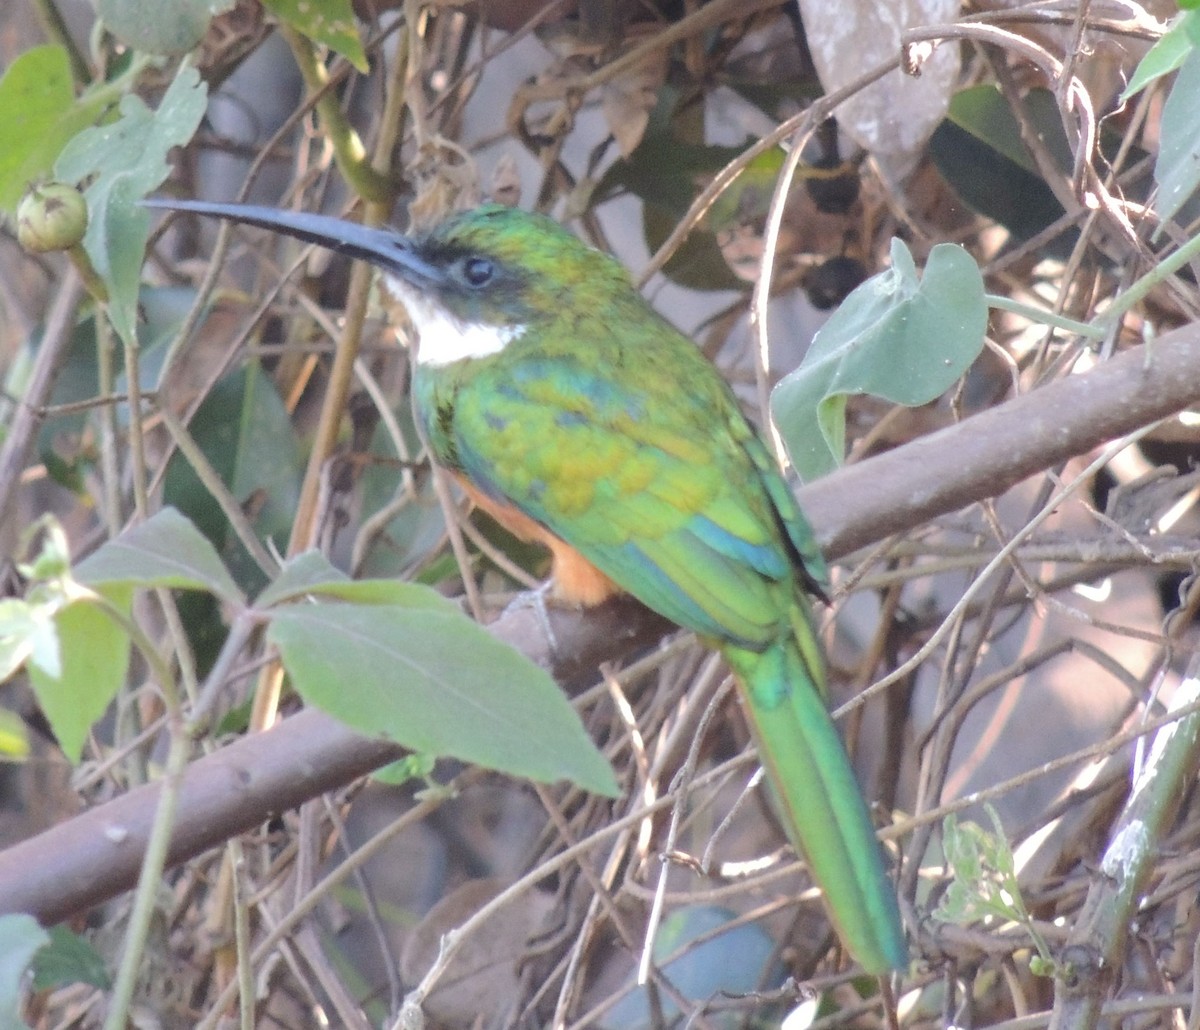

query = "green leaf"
(18, 517), (71, 582)
(0, 46), (74, 211)
(0, 709), (31, 760)
(1120, 12), (1198, 102)
(98, 0), (234, 55)
(942, 814), (986, 883)
(0, 913), (49, 1028)
(934, 806), (1029, 929)
(261, 0), (368, 72)
(267, 599), (619, 796)
(257, 552), (450, 610)
(28, 587), (131, 763)
(41, 450), (88, 496)
(291, 578), (458, 608)
(254, 551), (350, 608)
(371, 753), (437, 785)
(772, 238), (987, 481)
(603, 906), (786, 1029)
(0, 599), (60, 682)
(641, 203), (740, 293)
(1154, 47), (1200, 225)
(592, 91), (743, 292)
(162, 364), (301, 596)
(30, 925), (111, 992)
(705, 147), (789, 227)
(55, 61), (207, 345)
(942, 84), (1042, 175)
(929, 85), (1069, 243)
(0, 46), (109, 214)
(74, 507), (244, 603)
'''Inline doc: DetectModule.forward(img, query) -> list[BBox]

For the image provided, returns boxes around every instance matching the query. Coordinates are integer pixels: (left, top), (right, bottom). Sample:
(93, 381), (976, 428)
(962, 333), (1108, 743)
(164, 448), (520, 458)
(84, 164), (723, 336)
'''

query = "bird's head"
(144, 199), (635, 367)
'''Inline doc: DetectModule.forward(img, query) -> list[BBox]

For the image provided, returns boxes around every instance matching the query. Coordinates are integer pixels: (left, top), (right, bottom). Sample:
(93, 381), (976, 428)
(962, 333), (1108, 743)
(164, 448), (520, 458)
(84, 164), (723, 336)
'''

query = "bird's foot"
(501, 580), (560, 656)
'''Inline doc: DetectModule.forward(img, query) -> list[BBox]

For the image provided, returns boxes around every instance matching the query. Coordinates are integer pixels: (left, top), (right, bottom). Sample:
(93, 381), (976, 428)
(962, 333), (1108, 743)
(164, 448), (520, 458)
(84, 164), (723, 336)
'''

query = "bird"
(146, 197), (907, 974)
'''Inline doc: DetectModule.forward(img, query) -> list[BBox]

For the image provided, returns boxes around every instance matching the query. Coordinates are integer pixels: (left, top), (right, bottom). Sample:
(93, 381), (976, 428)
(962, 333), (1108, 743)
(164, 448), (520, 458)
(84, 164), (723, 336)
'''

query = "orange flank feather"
(455, 476), (620, 606)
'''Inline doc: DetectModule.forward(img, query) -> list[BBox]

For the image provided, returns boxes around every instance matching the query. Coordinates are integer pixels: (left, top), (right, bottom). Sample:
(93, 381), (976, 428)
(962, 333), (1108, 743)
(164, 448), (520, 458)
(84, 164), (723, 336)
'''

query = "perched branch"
(801, 329), (1200, 559)
(1, 323), (1199, 925)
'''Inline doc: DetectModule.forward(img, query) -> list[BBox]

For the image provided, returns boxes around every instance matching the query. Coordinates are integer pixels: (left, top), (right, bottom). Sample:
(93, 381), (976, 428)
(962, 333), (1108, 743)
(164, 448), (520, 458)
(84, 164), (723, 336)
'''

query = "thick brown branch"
(801, 330), (1200, 559)
(2, 324), (1199, 925)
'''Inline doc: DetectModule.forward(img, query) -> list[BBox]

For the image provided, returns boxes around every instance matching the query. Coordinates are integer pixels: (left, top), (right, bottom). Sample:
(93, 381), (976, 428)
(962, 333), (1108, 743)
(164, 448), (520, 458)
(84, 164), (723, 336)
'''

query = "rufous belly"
(454, 476), (620, 607)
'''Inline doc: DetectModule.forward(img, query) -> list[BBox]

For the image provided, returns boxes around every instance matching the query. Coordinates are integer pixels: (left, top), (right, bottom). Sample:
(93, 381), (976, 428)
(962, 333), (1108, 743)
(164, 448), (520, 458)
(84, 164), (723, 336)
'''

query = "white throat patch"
(385, 274), (526, 367)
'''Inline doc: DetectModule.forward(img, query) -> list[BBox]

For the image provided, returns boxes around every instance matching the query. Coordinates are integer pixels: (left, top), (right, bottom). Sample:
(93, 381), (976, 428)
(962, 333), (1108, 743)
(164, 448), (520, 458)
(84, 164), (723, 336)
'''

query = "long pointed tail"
(725, 617), (906, 974)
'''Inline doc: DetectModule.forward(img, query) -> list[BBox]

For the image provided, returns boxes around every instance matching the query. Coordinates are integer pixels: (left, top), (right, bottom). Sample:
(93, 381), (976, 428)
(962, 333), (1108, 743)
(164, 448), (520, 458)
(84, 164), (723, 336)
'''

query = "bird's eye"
(462, 256), (495, 287)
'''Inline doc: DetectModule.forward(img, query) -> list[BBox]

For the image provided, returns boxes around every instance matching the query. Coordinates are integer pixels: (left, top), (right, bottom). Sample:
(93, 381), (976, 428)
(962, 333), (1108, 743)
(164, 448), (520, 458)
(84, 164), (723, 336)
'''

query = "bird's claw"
(501, 580), (560, 657)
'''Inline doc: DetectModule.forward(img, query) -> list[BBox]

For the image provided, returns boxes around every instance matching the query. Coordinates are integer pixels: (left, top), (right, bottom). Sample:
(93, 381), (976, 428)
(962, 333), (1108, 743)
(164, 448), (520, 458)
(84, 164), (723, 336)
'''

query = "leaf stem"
(984, 293), (1107, 339)
(278, 24), (394, 203)
(1099, 225), (1200, 328)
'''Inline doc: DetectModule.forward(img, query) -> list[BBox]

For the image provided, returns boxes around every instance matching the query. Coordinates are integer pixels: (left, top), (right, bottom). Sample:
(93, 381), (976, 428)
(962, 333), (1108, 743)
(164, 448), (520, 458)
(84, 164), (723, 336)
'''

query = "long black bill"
(142, 198), (445, 287)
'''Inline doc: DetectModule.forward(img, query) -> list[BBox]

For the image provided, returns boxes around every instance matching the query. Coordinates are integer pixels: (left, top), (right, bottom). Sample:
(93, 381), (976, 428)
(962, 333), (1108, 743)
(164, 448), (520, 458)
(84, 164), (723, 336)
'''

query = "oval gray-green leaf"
(55, 63), (207, 346)
(268, 600), (619, 796)
(772, 237), (986, 481)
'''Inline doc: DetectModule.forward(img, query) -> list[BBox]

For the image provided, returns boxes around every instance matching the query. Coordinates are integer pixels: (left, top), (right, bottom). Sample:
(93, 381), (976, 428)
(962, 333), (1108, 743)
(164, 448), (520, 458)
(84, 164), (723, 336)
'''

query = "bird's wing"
(740, 430), (831, 600)
(449, 353), (812, 648)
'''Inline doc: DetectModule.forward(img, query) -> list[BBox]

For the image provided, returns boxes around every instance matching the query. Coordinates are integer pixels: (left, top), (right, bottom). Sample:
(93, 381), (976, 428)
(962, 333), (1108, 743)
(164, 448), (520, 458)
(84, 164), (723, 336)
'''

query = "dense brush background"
(2, 0), (1200, 1027)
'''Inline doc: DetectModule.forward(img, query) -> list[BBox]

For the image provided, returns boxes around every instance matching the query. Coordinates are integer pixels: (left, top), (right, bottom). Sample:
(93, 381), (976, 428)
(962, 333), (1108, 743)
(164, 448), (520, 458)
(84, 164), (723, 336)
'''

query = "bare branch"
(2, 322), (1199, 926)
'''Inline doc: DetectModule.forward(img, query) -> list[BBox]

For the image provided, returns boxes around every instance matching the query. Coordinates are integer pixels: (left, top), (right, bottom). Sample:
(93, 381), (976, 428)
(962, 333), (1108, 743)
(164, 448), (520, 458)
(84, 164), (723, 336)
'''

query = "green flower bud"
(17, 183), (88, 253)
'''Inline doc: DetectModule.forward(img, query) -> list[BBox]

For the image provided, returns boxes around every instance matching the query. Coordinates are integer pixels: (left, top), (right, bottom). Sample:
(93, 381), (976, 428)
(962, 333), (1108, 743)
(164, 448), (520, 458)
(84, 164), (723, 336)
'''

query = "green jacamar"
(148, 198), (907, 974)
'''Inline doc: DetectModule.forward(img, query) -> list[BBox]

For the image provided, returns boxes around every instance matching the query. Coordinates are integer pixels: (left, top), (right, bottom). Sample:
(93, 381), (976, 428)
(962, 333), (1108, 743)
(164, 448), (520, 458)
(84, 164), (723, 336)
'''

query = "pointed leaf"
(1154, 47), (1200, 226)
(930, 86), (1069, 243)
(257, 553), (450, 610)
(254, 551), (349, 608)
(0, 46), (113, 214)
(28, 587), (131, 763)
(0, 46), (76, 212)
(772, 238), (986, 481)
(162, 364), (301, 594)
(301, 579), (455, 607)
(1121, 12), (1198, 103)
(592, 93), (742, 292)
(74, 507), (243, 603)
(0, 49), (84, 212)
(55, 62), (207, 345)
(268, 600), (619, 796)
